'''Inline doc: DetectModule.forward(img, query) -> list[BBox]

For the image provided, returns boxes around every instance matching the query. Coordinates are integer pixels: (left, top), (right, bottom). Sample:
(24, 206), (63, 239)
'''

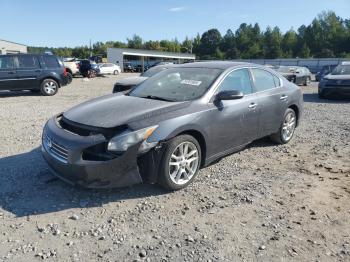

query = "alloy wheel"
(44, 81), (57, 95)
(282, 111), (296, 141)
(169, 141), (199, 185)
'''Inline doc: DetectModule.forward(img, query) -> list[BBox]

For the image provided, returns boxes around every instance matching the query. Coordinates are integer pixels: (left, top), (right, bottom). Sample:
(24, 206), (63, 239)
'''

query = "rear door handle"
(8, 71), (15, 74)
(35, 69), (41, 72)
(248, 103), (258, 109)
(280, 95), (288, 100)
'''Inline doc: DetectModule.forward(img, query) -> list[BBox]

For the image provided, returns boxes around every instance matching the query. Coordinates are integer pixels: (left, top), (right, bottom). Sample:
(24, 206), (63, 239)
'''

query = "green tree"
(297, 43), (311, 58)
(127, 35), (143, 49)
(181, 37), (193, 53)
(282, 29), (298, 58)
(235, 23), (263, 59)
(221, 29), (238, 59)
(263, 26), (283, 59)
(198, 29), (222, 58)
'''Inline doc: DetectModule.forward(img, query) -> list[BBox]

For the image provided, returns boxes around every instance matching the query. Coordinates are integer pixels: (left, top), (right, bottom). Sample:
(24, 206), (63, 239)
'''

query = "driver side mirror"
(217, 90), (244, 100)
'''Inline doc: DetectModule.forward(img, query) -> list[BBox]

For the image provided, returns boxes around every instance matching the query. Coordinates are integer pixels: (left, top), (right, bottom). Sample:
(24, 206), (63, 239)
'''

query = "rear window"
(42, 56), (60, 68)
(17, 55), (39, 69)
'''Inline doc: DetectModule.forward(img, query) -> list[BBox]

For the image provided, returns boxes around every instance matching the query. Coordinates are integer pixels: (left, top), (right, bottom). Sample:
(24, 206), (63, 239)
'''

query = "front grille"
(43, 135), (68, 163)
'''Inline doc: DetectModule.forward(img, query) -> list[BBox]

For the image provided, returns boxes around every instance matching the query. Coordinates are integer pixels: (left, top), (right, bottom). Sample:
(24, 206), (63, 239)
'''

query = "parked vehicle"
(89, 55), (103, 64)
(0, 53), (68, 96)
(98, 63), (121, 75)
(318, 62), (350, 99)
(123, 62), (136, 72)
(315, 65), (337, 82)
(79, 60), (100, 78)
(42, 62), (303, 190)
(63, 58), (80, 83)
(294, 67), (312, 86)
(113, 64), (175, 93)
(275, 66), (311, 86)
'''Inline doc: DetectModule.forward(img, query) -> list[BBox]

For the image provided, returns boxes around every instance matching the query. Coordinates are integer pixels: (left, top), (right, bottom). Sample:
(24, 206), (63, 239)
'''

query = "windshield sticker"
(180, 79), (202, 86)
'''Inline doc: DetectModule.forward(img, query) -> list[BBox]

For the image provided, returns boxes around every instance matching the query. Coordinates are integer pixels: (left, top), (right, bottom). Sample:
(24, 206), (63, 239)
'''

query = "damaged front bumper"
(41, 117), (143, 188)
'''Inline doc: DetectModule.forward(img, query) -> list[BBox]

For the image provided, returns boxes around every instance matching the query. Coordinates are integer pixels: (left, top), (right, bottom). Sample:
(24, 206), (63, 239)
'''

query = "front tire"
(40, 79), (59, 96)
(113, 70), (119, 75)
(270, 108), (297, 144)
(158, 135), (201, 190)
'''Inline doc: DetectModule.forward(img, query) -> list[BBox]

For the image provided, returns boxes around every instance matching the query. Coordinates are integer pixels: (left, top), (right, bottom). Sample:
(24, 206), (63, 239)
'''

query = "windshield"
(331, 65), (350, 75)
(141, 66), (168, 77)
(129, 67), (223, 102)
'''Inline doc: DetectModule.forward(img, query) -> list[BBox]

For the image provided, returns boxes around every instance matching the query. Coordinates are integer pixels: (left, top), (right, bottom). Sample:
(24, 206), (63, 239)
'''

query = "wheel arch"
(40, 76), (61, 88)
(176, 129), (207, 167)
(288, 104), (300, 126)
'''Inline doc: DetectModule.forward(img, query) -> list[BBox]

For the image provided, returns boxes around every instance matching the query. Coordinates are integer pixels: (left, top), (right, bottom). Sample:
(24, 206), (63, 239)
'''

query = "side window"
(251, 68), (276, 92)
(17, 55), (39, 69)
(218, 68), (253, 95)
(0, 56), (14, 70)
(42, 56), (59, 68)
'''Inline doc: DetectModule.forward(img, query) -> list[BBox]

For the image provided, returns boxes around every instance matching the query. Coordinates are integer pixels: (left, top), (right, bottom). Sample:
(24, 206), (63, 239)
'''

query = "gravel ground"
(0, 74), (349, 261)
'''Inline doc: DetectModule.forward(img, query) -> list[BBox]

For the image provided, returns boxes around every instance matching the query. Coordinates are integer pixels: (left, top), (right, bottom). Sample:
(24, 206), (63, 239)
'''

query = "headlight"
(107, 125), (158, 153)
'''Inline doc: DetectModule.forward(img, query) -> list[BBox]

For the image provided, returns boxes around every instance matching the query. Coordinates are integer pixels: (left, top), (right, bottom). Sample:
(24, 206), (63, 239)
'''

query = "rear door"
(250, 68), (288, 138)
(14, 55), (41, 89)
(0, 55), (16, 90)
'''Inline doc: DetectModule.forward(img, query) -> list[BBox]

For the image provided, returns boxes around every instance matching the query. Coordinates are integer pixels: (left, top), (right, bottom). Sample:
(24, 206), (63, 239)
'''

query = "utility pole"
(89, 39), (92, 57)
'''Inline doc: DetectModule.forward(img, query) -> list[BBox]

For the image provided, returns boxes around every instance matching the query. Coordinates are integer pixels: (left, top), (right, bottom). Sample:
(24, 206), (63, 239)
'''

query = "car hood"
(114, 76), (148, 86)
(63, 94), (189, 128)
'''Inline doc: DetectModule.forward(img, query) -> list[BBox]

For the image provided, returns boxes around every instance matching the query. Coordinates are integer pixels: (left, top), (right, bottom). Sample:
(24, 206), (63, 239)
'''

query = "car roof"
(0, 53), (57, 57)
(175, 61), (254, 70)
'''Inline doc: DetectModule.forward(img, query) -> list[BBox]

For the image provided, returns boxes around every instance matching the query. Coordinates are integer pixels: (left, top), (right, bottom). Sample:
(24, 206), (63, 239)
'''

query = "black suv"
(0, 54), (68, 96)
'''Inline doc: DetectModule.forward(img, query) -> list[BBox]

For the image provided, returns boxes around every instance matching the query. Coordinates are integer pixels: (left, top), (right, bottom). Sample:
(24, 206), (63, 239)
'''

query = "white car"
(98, 63), (121, 75)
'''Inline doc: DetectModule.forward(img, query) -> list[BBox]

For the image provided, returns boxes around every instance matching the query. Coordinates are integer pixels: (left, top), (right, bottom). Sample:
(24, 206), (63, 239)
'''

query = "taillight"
(63, 68), (67, 76)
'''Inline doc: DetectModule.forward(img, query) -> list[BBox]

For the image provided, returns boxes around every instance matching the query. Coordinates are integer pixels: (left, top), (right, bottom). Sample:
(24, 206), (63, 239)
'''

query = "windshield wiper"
(140, 95), (176, 102)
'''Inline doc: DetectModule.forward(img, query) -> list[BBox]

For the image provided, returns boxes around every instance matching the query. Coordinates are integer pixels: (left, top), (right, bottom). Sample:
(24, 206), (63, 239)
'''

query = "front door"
(13, 55), (41, 90)
(0, 55), (16, 90)
(208, 68), (259, 156)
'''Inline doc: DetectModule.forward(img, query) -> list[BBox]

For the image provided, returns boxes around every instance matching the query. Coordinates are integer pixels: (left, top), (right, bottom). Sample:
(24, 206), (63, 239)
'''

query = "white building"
(107, 48), (195, 72)
(0, 39), (27, 55)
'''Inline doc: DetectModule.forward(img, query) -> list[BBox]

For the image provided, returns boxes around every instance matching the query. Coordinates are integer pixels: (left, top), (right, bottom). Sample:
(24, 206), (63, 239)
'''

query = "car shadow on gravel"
(0, 90), (41, 97)
(303, 93), (350, 104)
(0, 147), (167, 217)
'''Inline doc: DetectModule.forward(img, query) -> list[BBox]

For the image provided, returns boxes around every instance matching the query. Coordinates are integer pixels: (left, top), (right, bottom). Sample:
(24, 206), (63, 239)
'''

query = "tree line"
(28, 11), (350, 59)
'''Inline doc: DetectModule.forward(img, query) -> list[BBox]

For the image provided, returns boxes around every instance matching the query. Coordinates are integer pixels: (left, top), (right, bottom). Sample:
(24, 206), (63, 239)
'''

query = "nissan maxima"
(42, 62), (303, 190)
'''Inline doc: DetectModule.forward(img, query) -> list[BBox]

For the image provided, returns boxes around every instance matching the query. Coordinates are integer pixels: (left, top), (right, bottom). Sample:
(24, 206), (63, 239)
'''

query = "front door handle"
(280, 95), (288, 100)
(35, 69), (41, 72)
(248, 103), (258, 109)
(8, 71), (15, 74)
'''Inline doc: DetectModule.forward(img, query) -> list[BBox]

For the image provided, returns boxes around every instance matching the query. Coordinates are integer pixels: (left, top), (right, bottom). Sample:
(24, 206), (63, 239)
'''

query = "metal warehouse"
(107, 48), (195, 72)
(0, 39), (27, 55)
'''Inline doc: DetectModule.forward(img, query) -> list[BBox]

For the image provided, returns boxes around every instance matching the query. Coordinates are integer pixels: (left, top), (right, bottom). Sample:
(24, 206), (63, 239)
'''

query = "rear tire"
(158, 135), (201, 190)
(270, 108), (297, 144)
(66, 72), (73, 84)
(113, 70), (119, 75)
(40, 79), (58, 96)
